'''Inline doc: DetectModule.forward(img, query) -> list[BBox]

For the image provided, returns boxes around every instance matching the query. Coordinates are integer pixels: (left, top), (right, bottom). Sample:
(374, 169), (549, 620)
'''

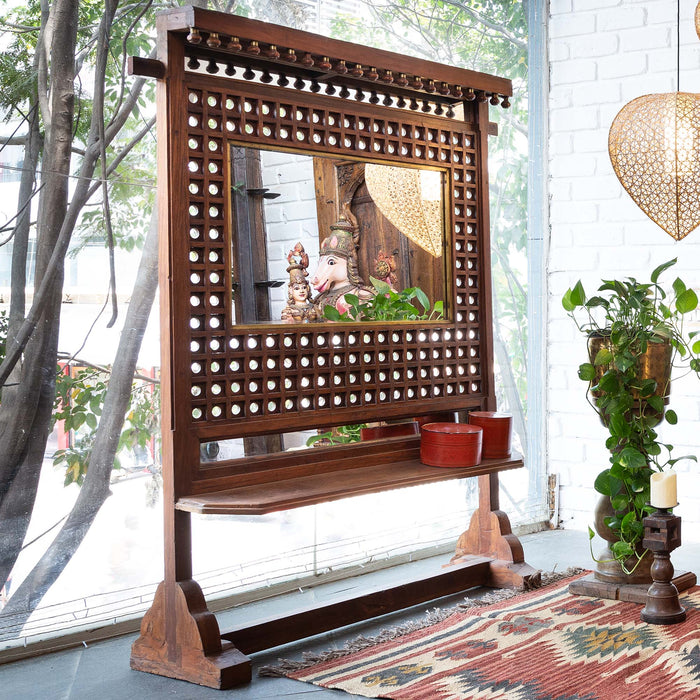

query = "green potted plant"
(322, 277), (444, 322)
(562, 258), (700, 579)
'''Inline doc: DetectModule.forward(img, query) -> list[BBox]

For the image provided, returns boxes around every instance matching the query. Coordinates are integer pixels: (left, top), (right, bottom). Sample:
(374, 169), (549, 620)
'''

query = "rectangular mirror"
(229, 146), (449, 327)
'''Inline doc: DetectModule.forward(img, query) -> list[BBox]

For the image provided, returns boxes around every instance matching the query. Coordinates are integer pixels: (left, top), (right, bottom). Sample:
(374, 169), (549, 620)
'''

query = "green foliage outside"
(52, 365), (160, 486)
(0, 0), (164, 492)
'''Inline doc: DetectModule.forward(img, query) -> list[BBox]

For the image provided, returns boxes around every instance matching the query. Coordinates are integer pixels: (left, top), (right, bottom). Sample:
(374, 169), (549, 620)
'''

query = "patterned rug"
(266, 572), (700, 699)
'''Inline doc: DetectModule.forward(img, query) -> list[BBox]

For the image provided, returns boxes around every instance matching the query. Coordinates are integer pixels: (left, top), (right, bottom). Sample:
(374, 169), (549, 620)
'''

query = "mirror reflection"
(199, 412), (462, 465)
(229, 147), (448, 325)
(199, 417), (444, 466)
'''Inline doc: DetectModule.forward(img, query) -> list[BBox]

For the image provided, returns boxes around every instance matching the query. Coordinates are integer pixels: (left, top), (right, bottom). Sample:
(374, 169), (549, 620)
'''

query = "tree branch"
(56, 352), (160, 385)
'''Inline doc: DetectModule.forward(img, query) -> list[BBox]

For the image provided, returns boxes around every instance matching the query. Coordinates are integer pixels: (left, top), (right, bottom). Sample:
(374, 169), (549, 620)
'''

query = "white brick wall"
(260, 150), (319, 319)
(548, 0), (700, 534)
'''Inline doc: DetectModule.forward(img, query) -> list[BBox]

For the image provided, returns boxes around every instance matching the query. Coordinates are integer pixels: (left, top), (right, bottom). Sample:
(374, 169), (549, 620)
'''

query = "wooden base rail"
(131, 473), (540, 689)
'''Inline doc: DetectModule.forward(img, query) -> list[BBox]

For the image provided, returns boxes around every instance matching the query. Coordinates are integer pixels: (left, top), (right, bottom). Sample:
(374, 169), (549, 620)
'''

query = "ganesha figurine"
(311, 215), (373, 316)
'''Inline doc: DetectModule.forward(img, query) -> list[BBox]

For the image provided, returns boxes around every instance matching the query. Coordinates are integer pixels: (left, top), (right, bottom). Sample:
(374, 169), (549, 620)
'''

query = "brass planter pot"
(587, 334), (672, 424)
(592, 494), (652, 585)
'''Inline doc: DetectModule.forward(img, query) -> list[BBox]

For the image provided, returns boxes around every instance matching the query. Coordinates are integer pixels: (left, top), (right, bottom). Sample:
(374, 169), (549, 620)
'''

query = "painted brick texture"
(548, 0), (700, 534)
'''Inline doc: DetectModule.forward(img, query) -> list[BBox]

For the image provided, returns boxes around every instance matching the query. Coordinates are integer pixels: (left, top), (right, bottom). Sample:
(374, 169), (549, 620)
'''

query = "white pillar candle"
(650, 471), (677, 509)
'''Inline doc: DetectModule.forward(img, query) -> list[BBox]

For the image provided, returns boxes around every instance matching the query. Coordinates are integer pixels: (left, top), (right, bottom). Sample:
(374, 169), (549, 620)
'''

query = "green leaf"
(414, 287), (429, 311)
(615, 354), (636, 373)
(323, 305), (341, 322)
(676, 288), (698, 314)
(635, 492), (650, 511)
(578, 363), (596, 382)
(636, 378), (657, 397)
(665, 409), (678, 425)
(594, 470), (614, 496)
(593, 347), (613, 366)
(650, 258), (676, 283)
(597, 371), (620, 393)
(86, 413), (97, 430)
(608, 462), (627, 484)
(584, 296), (608, 309)
(606, 516), (621, 531)
(588, 525), (595, 541)
(562, 281), (585, 310)
(667, 455), (698, 466)
(646, 442), (662, 456)
(672, 277), (687, 297)
(609, 413), (630, 438)
(618, 446), (648, 468)
(611, 494), (629, 511)
(646, 395), (664, 413)
(369, 276), (392, 295)
(611, 541), (634, 559)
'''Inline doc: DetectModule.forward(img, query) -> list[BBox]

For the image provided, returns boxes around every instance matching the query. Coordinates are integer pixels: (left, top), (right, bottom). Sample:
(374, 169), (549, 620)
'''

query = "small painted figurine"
(373, 249), (398, 288)
(286, 241), (309, 270)
(311, 215), (373, 315)
(281, 243), (318, 323)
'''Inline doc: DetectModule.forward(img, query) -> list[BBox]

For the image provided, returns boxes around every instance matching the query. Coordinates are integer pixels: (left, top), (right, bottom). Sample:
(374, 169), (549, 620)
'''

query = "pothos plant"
(322, 277), (444, 322)
(306, 423), (367, 447)
(562, 258), (700, 572)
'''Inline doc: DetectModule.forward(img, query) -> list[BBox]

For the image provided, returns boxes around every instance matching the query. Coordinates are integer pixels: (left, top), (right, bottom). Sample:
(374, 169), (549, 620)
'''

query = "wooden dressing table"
(129, 7), (538, 688)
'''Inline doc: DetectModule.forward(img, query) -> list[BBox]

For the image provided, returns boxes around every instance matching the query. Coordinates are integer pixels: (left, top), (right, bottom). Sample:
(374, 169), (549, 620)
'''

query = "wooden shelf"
(176, 454), (523, 515)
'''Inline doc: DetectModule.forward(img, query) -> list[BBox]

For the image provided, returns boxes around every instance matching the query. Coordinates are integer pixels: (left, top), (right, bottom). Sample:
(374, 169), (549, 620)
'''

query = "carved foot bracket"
(449, 473), (540, 589)
(131, 580), (251, 689)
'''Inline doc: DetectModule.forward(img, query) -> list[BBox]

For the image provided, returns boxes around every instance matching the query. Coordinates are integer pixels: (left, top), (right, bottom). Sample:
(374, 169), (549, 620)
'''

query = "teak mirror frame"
(129, 6), (538, 689)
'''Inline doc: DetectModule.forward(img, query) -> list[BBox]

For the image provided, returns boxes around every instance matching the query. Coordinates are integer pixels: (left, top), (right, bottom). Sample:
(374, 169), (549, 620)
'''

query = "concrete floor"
(2, 528), (698, 699)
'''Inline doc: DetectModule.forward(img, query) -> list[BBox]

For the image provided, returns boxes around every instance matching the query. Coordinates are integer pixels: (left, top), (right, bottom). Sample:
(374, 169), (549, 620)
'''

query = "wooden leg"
(450, 473), (541, 589)
(131, 579), (251, 689)
(131, 505), (250, 689)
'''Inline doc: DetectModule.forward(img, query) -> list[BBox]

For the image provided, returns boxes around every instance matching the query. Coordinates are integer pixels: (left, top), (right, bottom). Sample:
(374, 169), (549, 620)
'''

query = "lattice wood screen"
(157, 12), (502, 447)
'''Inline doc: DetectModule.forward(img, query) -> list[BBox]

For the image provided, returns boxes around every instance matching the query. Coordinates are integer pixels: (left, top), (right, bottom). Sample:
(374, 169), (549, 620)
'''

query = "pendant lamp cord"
(677, 0), (681, 91)
(675, 0), (681, 236)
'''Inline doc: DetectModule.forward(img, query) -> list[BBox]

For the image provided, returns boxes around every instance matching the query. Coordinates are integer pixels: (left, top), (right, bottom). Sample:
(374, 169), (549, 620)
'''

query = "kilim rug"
(264, 571), (700, 699)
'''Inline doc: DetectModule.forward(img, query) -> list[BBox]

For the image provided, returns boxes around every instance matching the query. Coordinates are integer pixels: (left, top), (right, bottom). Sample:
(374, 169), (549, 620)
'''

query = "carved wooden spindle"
(640, 509), (686, 625)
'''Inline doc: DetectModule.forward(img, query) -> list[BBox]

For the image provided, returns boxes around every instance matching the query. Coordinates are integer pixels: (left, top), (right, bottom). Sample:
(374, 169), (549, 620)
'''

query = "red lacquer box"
(468, 411), (512, 459)
(419, 423), (482, 468)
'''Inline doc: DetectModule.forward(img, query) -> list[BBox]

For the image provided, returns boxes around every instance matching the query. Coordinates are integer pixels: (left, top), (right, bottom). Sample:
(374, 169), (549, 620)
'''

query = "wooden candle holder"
(640, 508), (686, 625)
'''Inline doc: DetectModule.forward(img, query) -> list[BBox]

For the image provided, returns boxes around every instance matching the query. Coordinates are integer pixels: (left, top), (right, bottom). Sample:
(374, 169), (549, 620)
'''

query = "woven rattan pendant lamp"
(608, 1), (700, 241)
(364, 163), (444, 257)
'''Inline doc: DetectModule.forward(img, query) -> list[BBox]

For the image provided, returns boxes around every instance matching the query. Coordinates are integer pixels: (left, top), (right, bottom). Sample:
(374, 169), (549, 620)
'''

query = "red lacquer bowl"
(468, 411), (512, 460)
(420, 422), (482, 468)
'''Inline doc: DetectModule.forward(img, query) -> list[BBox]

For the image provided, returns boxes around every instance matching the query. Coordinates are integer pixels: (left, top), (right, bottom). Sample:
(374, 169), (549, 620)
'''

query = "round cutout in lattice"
(608, 92), (700, 241)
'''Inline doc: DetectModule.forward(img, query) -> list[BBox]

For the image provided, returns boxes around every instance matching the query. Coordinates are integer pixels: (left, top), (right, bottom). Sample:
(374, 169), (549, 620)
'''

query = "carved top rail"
(157, 7), (512, 110)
